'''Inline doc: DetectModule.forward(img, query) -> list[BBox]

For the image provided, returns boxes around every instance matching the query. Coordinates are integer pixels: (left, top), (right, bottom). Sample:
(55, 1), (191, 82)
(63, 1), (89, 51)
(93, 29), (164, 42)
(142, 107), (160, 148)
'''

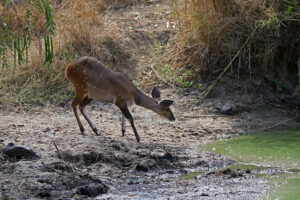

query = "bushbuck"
(65, 56), (175, 142)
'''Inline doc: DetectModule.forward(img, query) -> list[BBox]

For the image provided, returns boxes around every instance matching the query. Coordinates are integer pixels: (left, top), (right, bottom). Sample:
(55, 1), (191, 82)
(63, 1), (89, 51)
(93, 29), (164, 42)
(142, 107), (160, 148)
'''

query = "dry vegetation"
(0, 0), (299, 106)
(155, 0), (299, 88)
(0, 0), (148, 105)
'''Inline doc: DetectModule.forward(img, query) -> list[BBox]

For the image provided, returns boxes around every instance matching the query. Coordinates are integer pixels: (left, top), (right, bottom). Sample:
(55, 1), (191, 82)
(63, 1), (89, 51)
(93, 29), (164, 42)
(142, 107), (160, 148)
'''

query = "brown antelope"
(65, 56), (175, 142)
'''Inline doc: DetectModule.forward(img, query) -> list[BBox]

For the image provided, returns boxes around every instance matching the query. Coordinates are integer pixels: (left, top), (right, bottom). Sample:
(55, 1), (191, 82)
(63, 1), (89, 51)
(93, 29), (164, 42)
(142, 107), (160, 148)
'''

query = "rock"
(200, 193), (209, 196)
(216, 103), (235, 115)
(163, 152), (173, 160)
(43, 127), (51, 132)
(135, 163), (149, 172)
(2, 143), (39, 160)
(77, 183), (108, 197)
(37, 191), (51, 198)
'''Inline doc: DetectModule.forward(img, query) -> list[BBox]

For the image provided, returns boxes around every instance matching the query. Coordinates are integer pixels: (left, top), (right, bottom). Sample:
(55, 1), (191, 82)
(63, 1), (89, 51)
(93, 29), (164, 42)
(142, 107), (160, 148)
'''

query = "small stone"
(43, 127), (51, 132)
(127, 180), (135, 185)
(135, 163), (149, 172)
(216, 103), (235, 115)
(15, 138), (21, 142)
(38, 191), (51, 198)
(77, 183), (108, 197)
(200, 193), (209, 196)
(163, 152), (173, 160)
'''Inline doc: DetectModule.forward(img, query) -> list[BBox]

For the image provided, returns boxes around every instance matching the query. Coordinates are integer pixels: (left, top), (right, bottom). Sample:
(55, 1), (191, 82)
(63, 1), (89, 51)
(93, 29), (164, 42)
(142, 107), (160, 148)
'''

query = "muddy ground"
(1, 0), (300, 199)
(0, 89), (299, 199)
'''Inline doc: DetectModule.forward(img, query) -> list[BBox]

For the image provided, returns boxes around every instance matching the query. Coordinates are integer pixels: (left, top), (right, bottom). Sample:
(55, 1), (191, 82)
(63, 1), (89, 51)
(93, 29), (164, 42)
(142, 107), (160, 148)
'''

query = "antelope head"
(151, 87), (175, 122)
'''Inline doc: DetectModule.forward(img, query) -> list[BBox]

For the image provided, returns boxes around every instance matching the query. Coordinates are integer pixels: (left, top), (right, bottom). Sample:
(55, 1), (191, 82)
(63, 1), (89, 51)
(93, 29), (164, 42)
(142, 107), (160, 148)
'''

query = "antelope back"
(65, 56), (137, 103)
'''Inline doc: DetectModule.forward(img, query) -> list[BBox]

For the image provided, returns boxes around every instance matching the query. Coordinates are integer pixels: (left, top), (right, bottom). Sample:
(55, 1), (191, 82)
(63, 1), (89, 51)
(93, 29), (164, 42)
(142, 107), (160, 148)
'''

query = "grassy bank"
(0, 0), (299, 106)
(155, 0), (299, 89)
(0, 0), (145, 106)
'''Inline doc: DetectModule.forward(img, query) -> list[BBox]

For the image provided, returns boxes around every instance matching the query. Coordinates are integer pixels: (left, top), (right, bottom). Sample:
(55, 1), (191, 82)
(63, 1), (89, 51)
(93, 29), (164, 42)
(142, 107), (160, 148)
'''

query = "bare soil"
(0, 91), (298, 199)
(1, 0), (299, 199)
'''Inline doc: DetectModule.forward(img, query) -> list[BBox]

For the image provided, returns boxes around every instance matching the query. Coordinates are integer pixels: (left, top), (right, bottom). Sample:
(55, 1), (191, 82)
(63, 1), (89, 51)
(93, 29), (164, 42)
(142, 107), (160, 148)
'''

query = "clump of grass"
(0, 0), (56, 67)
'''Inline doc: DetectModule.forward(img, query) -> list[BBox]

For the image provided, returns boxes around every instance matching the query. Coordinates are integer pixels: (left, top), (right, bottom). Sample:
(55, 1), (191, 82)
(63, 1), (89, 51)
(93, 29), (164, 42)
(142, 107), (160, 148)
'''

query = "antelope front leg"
(116, 103), (140, 143)
(121, 114), (126, 137)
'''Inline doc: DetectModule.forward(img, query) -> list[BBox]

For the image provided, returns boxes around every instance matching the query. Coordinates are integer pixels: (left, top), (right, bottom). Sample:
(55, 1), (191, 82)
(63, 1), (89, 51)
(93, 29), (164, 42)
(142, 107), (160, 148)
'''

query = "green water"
(202, 129), (300, 200)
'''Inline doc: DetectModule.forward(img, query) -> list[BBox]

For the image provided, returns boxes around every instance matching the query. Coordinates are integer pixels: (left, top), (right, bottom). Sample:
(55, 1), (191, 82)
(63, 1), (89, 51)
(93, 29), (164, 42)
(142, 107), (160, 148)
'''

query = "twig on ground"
(53, 142), (63, 159)
(263, 117), (296, 131)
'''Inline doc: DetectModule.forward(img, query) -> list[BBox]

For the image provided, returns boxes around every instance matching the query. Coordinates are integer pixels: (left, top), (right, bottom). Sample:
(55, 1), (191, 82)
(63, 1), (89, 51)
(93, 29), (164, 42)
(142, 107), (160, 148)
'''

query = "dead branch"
(263, 117), (296, 131)
(53, 142), (63, 159)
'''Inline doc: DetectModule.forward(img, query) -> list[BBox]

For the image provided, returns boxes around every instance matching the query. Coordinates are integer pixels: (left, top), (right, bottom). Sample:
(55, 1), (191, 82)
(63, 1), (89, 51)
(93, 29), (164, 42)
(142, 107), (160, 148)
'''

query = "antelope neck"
(134, 89), (161, 114)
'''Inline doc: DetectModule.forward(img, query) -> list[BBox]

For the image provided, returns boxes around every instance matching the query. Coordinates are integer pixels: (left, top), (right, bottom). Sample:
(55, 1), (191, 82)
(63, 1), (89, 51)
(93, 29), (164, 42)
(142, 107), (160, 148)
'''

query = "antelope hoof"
(95, 130), (101, 136)
(94, 129), (101, 136)
(136, 137), (140, 143)
(81, 130), (87, 135)
(122, 129), (126, 137)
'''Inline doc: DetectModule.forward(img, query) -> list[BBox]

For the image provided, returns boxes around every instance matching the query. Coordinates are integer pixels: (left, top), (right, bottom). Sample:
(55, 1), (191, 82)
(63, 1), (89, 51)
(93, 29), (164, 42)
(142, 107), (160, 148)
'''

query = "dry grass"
(0, 0), (142, 106)
(0, 0), (298, 105)
(0, 0), (150, 106)
(156, 0), (299, 87)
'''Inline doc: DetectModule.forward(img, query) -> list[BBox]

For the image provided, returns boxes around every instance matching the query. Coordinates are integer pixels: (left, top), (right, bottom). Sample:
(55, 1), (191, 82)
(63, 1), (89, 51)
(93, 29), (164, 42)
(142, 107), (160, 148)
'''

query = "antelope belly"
(87, 85), (115, 103)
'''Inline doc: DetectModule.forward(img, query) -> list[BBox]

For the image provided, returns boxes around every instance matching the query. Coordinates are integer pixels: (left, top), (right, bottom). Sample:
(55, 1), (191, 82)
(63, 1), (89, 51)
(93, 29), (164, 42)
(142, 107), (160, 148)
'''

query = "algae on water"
(203, 130), (300, 169)
(203, 129), (300, 200)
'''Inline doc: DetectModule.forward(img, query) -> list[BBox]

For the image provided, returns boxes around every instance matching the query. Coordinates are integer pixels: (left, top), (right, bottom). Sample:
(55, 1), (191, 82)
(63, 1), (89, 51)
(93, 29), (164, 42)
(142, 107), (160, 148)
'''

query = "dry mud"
(0, 90), (298, 199)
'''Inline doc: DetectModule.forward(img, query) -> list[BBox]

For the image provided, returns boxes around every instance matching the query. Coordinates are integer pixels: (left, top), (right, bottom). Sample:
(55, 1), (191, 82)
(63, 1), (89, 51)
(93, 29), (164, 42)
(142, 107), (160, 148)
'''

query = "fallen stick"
(263, 117), (296, 131)
(53, 142), (62, 159)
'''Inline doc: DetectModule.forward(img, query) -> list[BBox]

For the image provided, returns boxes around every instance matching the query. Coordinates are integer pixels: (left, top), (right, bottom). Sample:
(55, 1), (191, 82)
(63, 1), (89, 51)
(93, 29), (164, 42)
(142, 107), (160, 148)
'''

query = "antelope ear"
(151, 86), (160, 99)
(159, 100), (174, 107)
